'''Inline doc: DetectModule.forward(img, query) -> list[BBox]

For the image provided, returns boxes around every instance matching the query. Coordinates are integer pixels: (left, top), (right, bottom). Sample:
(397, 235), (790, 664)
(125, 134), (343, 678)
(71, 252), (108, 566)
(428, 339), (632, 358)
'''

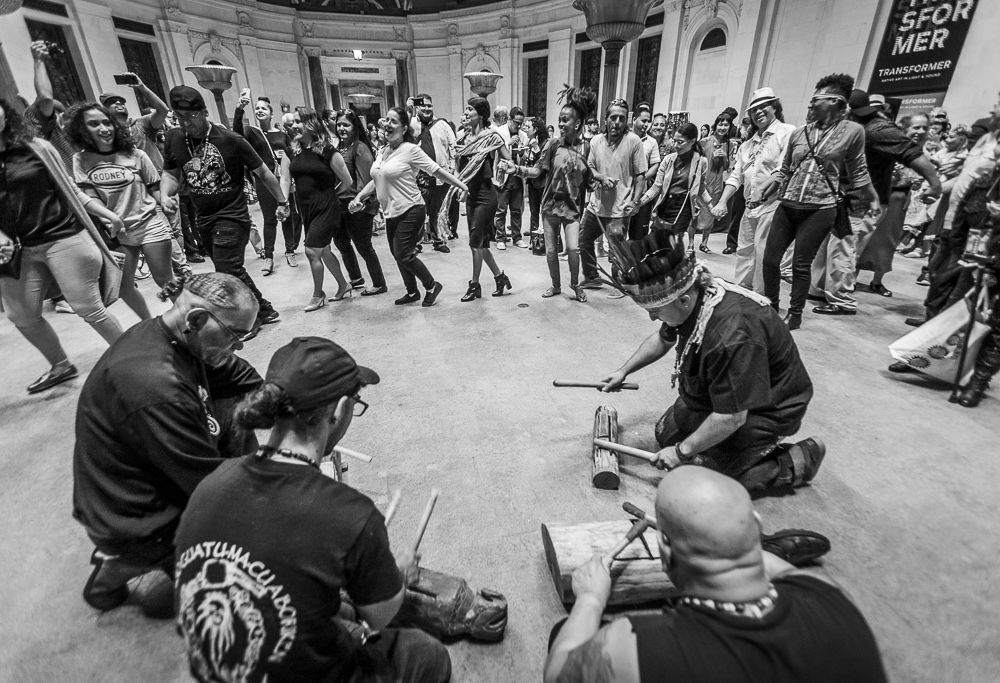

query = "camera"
(41, 40), (64, 57)
(113, 73), (141, 86)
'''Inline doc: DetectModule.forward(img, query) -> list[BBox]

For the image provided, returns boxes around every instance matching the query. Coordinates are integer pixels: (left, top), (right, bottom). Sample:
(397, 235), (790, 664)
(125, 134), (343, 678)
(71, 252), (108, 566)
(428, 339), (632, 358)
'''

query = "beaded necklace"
(678, 583), (778, 619)
(256, 445), (319, 471)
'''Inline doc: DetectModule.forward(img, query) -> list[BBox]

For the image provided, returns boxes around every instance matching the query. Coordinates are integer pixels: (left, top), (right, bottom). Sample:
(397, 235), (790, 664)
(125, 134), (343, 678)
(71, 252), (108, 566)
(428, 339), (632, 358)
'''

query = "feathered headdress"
(598, 227), (698, 310)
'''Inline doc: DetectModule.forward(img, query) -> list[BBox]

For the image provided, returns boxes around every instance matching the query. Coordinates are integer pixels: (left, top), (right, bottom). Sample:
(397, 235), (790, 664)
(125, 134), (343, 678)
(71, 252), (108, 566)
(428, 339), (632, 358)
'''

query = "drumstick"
(334, 445), (373, 463)
(623, 502), (658, 528)
(553, 380), (639, 391)
(411, 489), (440, 555)
(605, 518), (652, 567)
(593, 438), (659, 464)
(383, 489), (402, 527)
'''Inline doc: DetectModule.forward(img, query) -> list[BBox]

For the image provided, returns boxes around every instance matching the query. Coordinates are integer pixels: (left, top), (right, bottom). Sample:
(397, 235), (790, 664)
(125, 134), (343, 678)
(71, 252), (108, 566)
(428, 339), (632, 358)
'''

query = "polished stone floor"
(1, 215), (998, 682)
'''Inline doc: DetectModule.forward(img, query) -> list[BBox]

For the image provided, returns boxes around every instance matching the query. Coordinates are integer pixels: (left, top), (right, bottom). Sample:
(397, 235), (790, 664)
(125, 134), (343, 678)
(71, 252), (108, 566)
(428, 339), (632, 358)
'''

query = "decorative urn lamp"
(347, 93), (376, 111)
(463, 71), (503, 98)
(185, 64), (238, 128)
(572, 0), (662, 111)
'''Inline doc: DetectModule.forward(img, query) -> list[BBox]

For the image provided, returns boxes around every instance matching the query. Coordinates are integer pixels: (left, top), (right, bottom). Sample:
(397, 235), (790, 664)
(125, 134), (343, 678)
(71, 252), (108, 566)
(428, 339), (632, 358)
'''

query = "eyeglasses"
(351, 395), (369, 417)
(809, 95), (844, 106)
(204, 309), (250, 347)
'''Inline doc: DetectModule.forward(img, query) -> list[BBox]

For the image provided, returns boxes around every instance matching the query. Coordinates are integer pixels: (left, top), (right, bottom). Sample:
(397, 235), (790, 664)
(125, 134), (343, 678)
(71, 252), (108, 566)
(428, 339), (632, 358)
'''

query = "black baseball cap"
(169, 85), (207, 111)
(265, 337), (379, 412)
(848, 89), (877, 117)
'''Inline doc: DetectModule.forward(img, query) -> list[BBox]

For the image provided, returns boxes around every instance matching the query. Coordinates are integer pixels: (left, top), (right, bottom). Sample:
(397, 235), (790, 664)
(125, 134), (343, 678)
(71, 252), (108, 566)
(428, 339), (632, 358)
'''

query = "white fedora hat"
(747, 87), (779, 111)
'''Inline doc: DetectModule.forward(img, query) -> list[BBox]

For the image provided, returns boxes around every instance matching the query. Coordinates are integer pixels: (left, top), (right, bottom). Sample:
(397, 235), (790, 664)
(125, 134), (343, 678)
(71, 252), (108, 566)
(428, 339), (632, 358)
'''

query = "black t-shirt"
(628, 574), (887, 683)
(163, 124), (263, 227)
(174, 456), (403, 682)
(1, 144), (81, 247)
(73, 319), (262, 548)
(290, 147), (340, 202)
(659, 290), (812, 432)
(459, 151), (496, 204)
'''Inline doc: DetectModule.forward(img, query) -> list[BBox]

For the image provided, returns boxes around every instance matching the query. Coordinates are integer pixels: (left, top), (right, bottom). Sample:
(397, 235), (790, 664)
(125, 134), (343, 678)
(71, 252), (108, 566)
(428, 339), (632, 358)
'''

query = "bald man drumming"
(73, 273), (263, 617)
(545, 467), (886, 683)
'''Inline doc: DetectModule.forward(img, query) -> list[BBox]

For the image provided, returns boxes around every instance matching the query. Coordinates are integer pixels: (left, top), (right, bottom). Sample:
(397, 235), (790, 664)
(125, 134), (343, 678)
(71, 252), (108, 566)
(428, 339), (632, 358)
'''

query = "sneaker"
(496, 241), (507, 251)
(607, 290), (626, 299)
(422, 281), (443, 307)
(904, 248), (926, 259)
(916, 272), (930, 286)
(514, 239), (528, 249)
(285, 253), (298, 267)
(579, 278), (604, 290)
(304, 295), (327, 312)
(261, 257), (274, 275)
(257, 308), (280, 324)
(54, 299), (75, 314)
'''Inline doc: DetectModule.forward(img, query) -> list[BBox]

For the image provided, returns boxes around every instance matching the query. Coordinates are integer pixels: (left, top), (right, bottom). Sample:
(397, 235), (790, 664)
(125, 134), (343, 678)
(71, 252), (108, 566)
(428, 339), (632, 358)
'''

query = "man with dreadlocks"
(600, 231), (826, 497)
(73, 272), (263, 616)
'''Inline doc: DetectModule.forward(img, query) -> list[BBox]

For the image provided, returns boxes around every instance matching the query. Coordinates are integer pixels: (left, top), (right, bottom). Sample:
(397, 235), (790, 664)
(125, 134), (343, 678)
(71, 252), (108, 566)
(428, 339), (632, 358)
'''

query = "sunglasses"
(809, 95), (845, 105)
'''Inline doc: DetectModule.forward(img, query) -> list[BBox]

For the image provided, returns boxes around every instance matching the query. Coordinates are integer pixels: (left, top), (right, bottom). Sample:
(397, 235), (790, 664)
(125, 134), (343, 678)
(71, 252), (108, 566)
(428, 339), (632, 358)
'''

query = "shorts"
(118, 211), (173, 247)
(467, 196), (498, 248)
(300, 195), (340, 249)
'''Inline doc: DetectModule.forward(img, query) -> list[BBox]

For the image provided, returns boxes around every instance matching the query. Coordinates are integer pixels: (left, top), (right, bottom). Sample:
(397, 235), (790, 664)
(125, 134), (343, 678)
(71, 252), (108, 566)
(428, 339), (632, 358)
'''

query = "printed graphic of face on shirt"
(184, 141), (232, 195)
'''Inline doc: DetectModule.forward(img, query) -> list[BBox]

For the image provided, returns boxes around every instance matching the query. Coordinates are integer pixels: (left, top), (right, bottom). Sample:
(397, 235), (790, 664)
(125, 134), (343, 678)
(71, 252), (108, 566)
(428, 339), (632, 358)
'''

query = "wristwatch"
(277, 201), (289, 207)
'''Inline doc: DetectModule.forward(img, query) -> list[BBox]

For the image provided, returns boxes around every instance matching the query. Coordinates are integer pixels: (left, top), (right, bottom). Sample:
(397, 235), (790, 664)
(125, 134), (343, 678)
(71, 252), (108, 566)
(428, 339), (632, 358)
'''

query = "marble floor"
(1, 213), (998, 682)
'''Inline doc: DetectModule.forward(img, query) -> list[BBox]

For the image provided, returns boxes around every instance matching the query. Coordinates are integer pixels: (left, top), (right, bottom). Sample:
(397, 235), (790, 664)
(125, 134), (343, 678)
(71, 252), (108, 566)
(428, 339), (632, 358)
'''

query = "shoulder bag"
(803, 123), (852, 239)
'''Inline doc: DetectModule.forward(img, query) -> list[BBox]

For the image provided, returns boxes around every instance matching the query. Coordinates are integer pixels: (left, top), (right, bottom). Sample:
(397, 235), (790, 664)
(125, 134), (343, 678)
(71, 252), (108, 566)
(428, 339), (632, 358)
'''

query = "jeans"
(543, 214), (581, 289)
(655, 401), (799, 497)
(925, 200), (983, 317)
(763, 204), (837, 315)
(527, 182), (544, 232)
(726, 191), (746, 250)
(335, 200), (386, 288)
(810, 212), (881, 310)
(1, 230), (123, 364)
(199, 218), (274, 313)
(178, 195), (204, 255)
(627, 201), (654, 241)
(448, 194), (460, 236)
(579, 210), (625, 281)
(734, 206), (777, 294)
(387, 206), (435, 293)
(256, 177), (301, 257)
(494, 176), (524, 242)
(422, 183), (449, 245)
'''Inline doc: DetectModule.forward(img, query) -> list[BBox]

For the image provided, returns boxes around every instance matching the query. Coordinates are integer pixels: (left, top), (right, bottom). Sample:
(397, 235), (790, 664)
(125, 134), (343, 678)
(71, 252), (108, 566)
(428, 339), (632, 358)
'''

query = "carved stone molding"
(499, 14), (511, 38)
(235, 9), (253, 35)
(162, 0), (181, 18)
(683, 0), (737, 29)
(188, 29), (241, 56)
(447, 23), (459, 45)
(392, 25), (408, 42)
(461, 44), (499, 65)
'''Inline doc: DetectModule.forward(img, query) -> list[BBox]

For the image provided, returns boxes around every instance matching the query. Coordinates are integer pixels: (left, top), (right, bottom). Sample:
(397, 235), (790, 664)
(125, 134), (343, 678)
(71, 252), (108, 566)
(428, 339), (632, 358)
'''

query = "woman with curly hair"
(67, 102), (172, 321)
(514, 87), (597, 301)
(694, 113), (737, 253)
(0, 98), (126, 393)
(290, 109), (355, 312)
(520, 116), (550, 244)
(758, 73), (879, 330)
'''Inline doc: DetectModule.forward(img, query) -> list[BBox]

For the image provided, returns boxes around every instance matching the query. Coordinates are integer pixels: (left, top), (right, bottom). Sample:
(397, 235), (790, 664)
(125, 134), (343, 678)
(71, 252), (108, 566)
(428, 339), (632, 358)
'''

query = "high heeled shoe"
(332, 284), (354, 301)
(461, 281), (482, 302)
(492, 272), (511, 297)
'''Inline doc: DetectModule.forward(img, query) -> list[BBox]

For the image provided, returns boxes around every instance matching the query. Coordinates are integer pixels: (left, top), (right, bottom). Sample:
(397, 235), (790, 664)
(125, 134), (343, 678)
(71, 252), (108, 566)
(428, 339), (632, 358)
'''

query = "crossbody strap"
(803, 123), (841, 198)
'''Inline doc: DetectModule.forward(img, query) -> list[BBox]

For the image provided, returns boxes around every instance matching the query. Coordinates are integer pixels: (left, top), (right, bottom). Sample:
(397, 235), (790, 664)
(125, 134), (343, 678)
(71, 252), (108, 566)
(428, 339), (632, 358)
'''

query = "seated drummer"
(545, 466), (887, 683)
(174, 337), (451, 683)
(73, 272), (261, 617)
(600, 231), (824, 496)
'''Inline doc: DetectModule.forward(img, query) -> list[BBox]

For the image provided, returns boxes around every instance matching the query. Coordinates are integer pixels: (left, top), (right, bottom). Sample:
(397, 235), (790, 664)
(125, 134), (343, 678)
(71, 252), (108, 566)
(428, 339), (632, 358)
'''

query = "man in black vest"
(413, 93), (455, 253)
(544, 467), (887, 683)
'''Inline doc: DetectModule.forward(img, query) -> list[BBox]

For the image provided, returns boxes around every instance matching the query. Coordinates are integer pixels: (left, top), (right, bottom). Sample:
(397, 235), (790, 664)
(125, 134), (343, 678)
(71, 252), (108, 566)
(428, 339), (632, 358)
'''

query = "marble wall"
(0, 0), (994, 128)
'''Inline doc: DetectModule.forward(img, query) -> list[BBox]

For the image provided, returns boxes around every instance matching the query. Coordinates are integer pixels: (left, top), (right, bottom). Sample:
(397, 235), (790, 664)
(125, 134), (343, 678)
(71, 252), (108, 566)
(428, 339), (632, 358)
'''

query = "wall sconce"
(353, 50), (363, 61)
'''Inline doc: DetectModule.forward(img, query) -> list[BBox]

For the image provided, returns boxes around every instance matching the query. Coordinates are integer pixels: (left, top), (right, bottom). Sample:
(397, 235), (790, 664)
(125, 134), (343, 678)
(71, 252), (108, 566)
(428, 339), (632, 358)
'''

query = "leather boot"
(461, 281), (482, 302)
(492, 272), (512, 297)
(784, 437), (825, 486)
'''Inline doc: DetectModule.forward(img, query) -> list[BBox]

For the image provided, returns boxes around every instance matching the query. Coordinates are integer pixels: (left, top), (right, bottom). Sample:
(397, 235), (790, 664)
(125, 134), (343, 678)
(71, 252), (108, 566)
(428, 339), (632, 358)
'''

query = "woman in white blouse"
(351, 107), (467, 307)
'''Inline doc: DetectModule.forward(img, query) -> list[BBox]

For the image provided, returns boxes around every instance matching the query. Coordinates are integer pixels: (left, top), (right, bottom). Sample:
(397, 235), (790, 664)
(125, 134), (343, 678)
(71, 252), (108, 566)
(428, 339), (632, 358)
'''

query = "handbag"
(0, 237), (22, 279)
(888, 288), (992, 385)
(802, 123), (852, 239)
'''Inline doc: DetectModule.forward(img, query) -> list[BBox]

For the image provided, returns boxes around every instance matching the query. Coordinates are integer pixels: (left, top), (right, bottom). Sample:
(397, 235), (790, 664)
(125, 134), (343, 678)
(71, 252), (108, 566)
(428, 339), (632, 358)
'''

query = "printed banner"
(868, 0), (979, 95)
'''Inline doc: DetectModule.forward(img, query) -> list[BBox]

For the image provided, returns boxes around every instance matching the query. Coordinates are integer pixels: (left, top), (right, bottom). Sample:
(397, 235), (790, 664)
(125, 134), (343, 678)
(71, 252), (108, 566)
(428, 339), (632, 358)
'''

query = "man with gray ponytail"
(73, 272), (262, 618)
(175, 337), (451, 683)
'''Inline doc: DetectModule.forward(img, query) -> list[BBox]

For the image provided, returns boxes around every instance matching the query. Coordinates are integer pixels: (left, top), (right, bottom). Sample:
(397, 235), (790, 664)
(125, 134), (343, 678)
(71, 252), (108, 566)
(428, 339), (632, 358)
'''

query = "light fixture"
(185, 64), (238, 128)
(463, 71), (503, 98)
(353, 49), (364, 61)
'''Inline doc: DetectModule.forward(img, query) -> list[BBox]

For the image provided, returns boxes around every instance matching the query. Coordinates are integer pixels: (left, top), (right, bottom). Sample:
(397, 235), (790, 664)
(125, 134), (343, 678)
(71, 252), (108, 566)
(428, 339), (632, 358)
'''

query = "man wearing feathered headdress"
(599, 230), (825, 497)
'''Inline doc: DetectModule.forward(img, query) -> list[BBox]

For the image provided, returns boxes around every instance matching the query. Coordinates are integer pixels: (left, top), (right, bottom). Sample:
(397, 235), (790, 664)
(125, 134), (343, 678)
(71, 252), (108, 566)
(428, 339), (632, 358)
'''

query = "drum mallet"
(623, 502), (658, 528)
(553, 380), (639, 391)
(412, 489), (440, 555)
(383, 489), (403, 527)
(334, 445), (374, 463)
(604, 518), (652, 568)
(593, 438), (660, 465)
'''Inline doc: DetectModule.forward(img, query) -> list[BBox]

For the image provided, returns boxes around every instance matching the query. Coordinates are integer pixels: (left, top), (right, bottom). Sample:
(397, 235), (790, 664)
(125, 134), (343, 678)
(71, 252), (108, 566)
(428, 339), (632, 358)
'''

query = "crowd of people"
(2, 35), (998, 683)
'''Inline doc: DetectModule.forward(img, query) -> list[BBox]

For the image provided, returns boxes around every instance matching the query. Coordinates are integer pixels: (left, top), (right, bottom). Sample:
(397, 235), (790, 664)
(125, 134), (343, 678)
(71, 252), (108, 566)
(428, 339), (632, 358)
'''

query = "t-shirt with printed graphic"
(73, 318), (262, 549)
(73, 148), (168, 235)
(163, 124), (264, 228)
(174, 456), (403, 682)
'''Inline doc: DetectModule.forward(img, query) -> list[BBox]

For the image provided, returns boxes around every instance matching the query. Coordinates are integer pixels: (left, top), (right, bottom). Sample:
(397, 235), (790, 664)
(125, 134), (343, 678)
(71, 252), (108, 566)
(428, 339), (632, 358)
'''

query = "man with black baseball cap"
(161, 84), (291, 338)
(175, 337), (452, 683)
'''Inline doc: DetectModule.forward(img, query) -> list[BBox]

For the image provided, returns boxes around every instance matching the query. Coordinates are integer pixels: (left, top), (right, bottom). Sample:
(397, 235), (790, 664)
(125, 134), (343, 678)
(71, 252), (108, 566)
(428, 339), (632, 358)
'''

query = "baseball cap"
(265, 337), (379, 412)
(169, 85), (207, 111)
(848, 89), (878, 116)
(99, 92), (127, 107)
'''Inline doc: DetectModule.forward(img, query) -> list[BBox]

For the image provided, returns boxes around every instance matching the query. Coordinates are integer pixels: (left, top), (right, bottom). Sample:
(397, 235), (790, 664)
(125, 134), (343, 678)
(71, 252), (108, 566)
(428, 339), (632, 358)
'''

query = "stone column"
(448, 44), (463, 121)
(498, 37), (517, 106)
(73, 0), (130, 101)
(392, 49), (410, 105)
(653, 7), (683, 114)
(546, 27), (573, 126)
(158, 18), (192, 91)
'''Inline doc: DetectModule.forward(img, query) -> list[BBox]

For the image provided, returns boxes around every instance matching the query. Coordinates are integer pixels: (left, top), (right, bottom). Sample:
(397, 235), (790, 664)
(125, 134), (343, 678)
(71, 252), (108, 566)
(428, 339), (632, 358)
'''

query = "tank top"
(628, 575), (887, 683)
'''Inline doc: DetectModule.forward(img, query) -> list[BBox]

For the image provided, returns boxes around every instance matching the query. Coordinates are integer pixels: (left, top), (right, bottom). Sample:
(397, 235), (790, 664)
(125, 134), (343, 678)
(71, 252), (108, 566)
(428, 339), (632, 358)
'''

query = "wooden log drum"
(592, 405), (621, 490)
(540, 520), (676, 607)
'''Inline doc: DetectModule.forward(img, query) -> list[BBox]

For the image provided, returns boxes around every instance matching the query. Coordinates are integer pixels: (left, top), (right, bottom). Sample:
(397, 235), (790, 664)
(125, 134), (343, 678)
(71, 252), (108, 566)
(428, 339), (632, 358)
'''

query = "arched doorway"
(685, 27), (728, 127)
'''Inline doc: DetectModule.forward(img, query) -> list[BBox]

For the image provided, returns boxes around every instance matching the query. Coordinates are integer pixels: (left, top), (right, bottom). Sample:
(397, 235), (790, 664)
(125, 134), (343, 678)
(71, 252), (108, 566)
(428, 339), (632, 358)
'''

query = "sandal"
(868, 282), (893, 297)
(698, 244), (712, 254)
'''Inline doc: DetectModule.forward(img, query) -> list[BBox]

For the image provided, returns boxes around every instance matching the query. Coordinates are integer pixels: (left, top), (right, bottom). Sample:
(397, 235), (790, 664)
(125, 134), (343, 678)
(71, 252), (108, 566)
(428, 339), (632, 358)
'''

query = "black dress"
(290, 147), (341, 249)
(460, 150), (498, 248)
